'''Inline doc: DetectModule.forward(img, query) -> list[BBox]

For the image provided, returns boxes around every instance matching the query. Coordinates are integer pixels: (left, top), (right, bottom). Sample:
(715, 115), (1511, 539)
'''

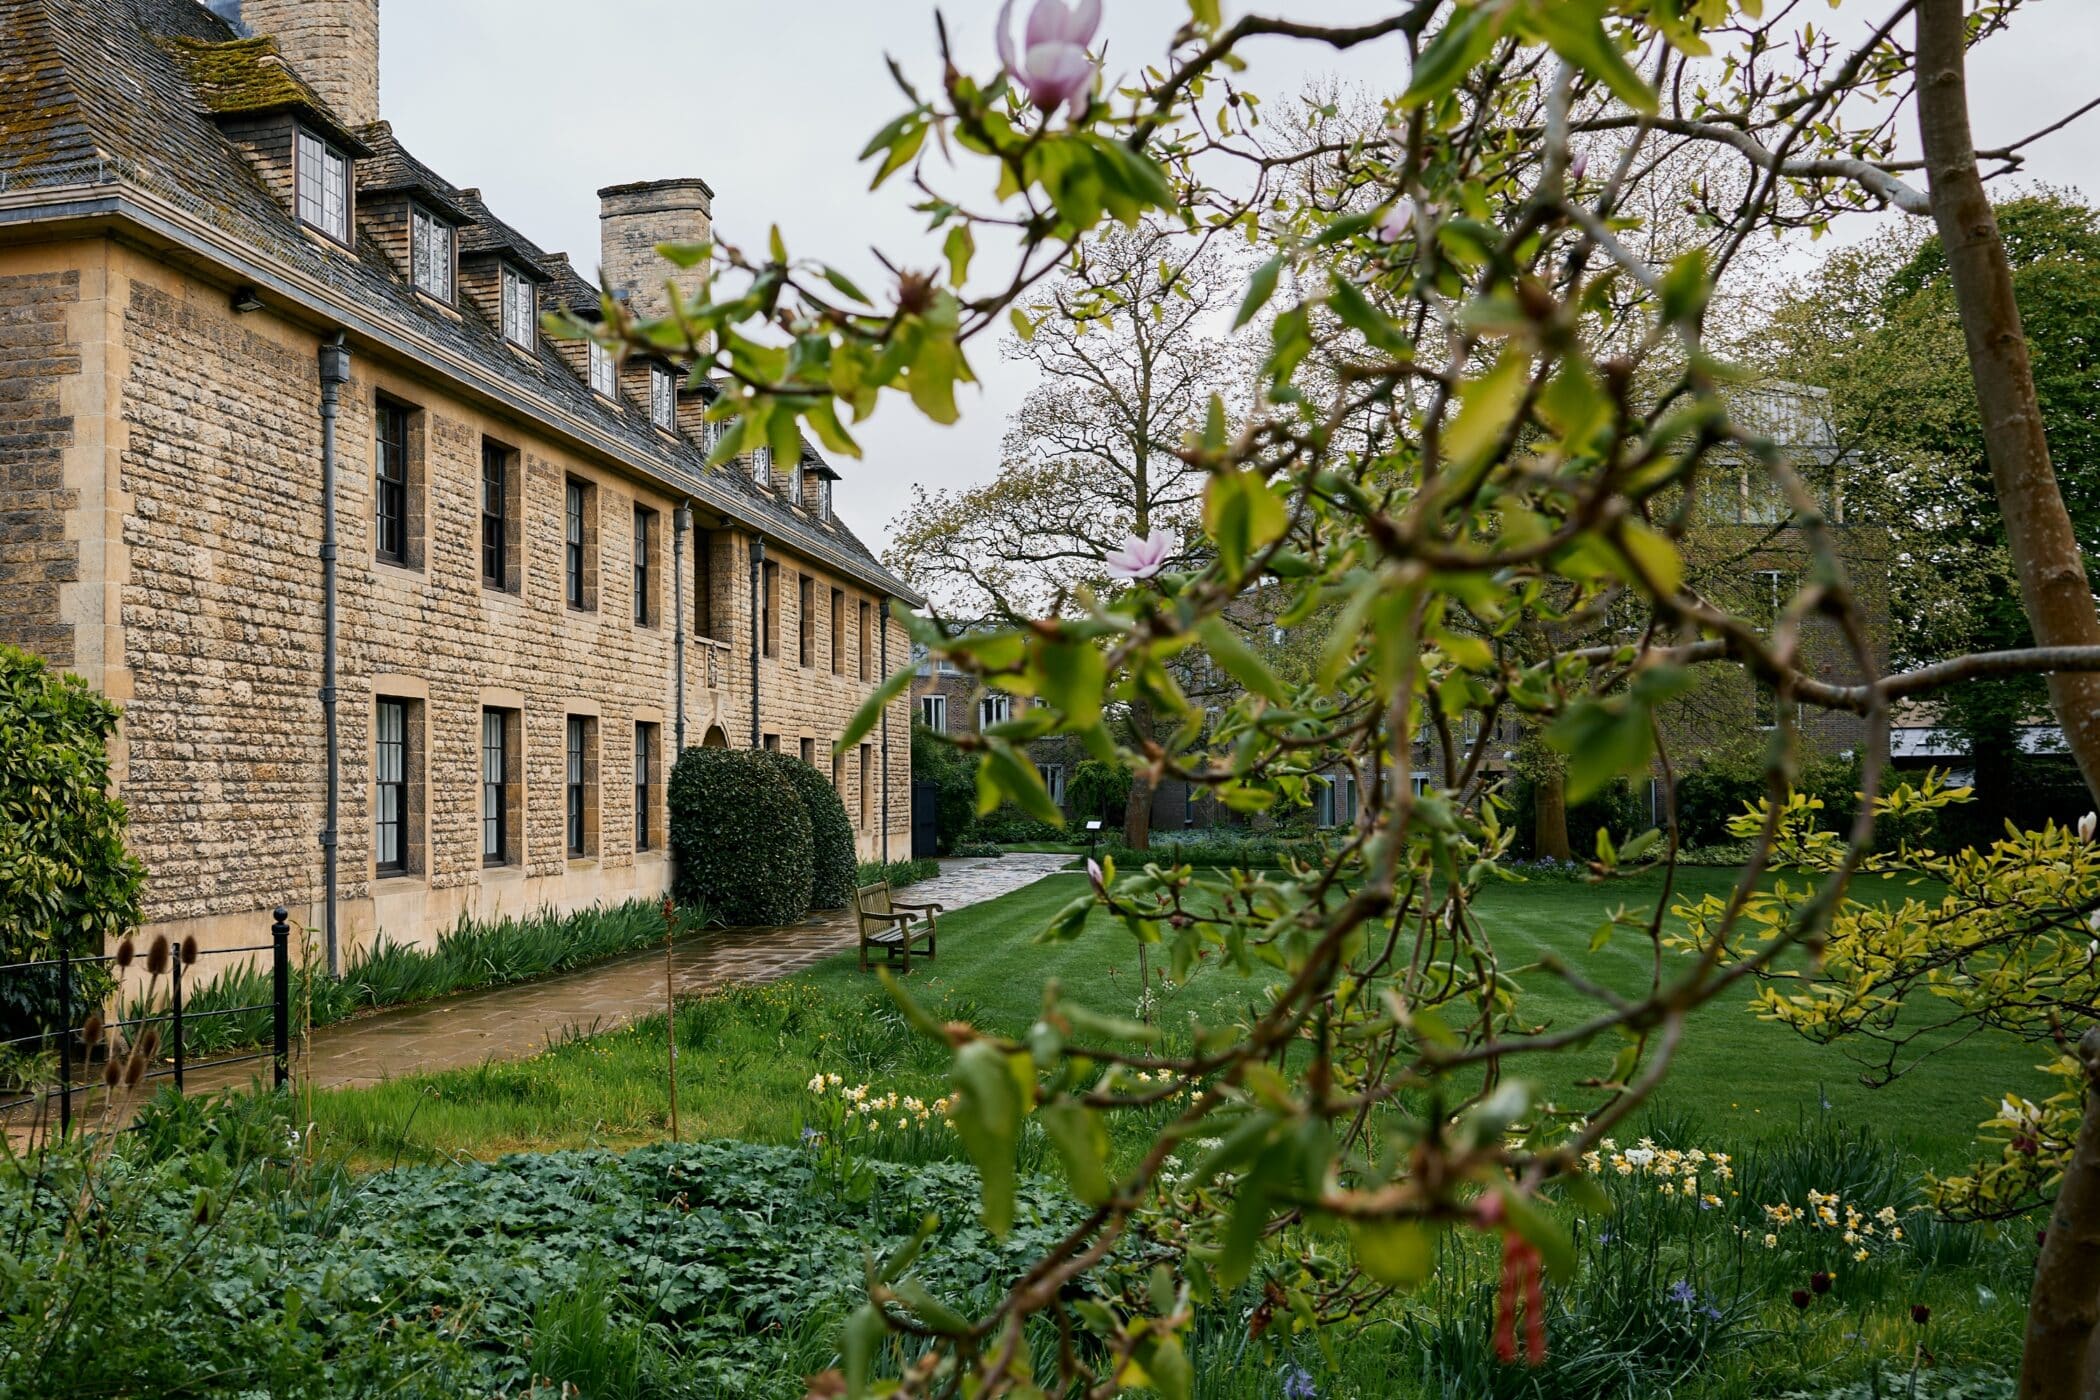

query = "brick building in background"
(0, 0), (919, 969)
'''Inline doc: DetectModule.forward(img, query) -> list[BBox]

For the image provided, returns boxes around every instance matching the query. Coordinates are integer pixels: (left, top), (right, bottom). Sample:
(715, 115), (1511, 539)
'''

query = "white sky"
(376, 2), (2100, 557)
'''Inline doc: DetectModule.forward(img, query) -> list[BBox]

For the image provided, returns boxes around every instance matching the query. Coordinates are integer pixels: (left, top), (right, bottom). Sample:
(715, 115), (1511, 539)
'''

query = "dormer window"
(589, 341), (617, 397)
(817, 475), (833, 521)
(650, 365), (677, 431)
(500, 265), (535, 349)
(296, 129), (350, 241)
(410, 207), (453, 301)
(751, 444), (773, 486)
(792, 459), (807, 505)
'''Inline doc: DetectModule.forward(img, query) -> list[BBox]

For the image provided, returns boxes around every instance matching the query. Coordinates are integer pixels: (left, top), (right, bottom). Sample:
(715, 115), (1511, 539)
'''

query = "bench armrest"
(890, 900), (944, 913)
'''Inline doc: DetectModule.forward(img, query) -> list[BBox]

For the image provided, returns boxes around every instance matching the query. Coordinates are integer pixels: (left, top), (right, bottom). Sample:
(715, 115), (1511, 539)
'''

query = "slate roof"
(0, 0), (915, 604)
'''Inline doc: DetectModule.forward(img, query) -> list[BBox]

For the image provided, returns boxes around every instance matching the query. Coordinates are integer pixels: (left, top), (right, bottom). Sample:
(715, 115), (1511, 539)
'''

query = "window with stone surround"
(979, 693), (1011, 729)
(633, 504), (658, 626)
(763, 733), (780, 752)
(761, 560), (780, 658)
(798, 573), (816, 667)
(373, 696), (421, 876)
(859, 743), (874, 829)
(566, 715), (598, 858)
(635, 722), (660, 852)
(295, 128), (350, 242)
(694, 529), (720, 641)
(480, 439), (520, 592)
(481, 707), (520, 866)
(920, 695), (947, 732)
(410, 205), (453, 301)
(650, 364), (676, 431)
(830, 588), (845, 674)
(501, 264), (536, 349)
(374, 397), (418, 568)
(832, 749), (845, 797)
(859, 600), (873, 680)
(564, 477), (598, 611)
(752, 444), (773, 486)
(589, 340), (617, 398)
(800, 736), (816, 769)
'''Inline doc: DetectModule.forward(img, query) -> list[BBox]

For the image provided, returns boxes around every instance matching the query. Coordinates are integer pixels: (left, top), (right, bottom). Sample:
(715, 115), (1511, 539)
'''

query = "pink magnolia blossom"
(1087, 858), (1105, 889)
(1568, 152), (1590, 183)
(1104, 528), (1176, 581)
(1375, 198), (1415, 245)
(997, 0), (1103, 120)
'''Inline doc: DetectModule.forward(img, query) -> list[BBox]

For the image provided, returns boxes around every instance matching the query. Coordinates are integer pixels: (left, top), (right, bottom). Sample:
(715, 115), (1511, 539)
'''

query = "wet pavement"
(182, 853), (1073, 1094)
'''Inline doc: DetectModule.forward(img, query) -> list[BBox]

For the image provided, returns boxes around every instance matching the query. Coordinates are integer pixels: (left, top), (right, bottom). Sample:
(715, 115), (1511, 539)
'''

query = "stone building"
(0, 0), (920, 969)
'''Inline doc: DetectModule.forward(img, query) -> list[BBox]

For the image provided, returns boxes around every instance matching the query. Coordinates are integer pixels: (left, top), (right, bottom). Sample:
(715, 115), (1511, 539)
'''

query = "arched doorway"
(701, 724), (729, 749)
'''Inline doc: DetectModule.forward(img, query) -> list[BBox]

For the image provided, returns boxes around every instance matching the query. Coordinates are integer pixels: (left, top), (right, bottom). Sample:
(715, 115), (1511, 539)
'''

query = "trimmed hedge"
(857, 857), (940, 890)
(669, 747), (813, 927)
(753, 749), (859, 911)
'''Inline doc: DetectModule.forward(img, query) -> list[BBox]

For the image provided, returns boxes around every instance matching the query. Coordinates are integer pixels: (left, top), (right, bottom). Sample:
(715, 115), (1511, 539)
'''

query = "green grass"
(308, 864), (2048, 1172)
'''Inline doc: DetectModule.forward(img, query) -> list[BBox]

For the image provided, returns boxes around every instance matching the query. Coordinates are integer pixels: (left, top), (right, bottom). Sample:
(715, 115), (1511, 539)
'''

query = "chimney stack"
(598, 179), (714, 323)
(232, 0), (382, 129)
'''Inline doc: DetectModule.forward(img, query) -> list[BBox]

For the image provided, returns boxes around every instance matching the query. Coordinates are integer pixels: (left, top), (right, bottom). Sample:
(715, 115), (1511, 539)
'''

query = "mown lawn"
(307, 863), (2047, 1172)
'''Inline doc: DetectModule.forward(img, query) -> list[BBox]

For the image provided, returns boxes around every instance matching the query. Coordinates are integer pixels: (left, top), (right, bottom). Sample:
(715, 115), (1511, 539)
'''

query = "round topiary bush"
(668, 747), (813, 927)
(752, 749), (860, 911)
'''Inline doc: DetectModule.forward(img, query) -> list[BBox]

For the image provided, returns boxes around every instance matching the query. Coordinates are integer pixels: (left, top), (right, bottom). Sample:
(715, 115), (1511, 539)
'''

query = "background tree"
(888, 222), (1243, 848)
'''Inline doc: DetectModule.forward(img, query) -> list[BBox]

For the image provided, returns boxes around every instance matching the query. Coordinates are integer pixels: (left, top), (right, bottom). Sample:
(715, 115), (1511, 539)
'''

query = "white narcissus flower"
(996, 0), (1103, 120)
(1104, 528), (1176, 581)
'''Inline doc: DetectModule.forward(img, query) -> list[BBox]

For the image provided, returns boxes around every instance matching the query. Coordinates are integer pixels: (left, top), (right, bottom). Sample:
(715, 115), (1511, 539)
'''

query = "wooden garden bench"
(856, 881), (942, 974)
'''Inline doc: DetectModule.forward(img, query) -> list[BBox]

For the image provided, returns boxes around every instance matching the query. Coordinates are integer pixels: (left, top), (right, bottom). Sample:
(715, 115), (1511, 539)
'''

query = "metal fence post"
(271, 907), (290, 1089)
(56, 942), (72, 1140)
(170, 938), (185, 1092)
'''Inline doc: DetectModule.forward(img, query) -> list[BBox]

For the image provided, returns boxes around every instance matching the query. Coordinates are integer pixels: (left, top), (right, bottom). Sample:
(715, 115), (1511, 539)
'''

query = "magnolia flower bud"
(996, 0), (1103, 121)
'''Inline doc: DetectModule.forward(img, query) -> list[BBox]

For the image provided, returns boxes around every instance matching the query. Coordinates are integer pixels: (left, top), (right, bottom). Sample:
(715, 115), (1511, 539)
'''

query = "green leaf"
(1204, 469), (1289, 576)
(1235, 255), (1285, 330)
(1612, 520), (1679, 596)
(1197, 618), (1286, 704)
(1040, 1100), (1113, 1206)
(942, 224), (975, 289)
(980, 742), (1066, 827)
(1348, 1218), (1434, 1288)
(1528, 0), (1658, 115)
(1034, 640), (1108, 727)
(843, 1302), (885, 1398)
(1498, 1182), (1578, 1285)
(818, 265), (873, 306)
(1009, 306), (1037, 342)
(1401, 4), (1502, 107)
(952, 1040), (1023, 1234)
(1442, 348), (1531, 476)
(1660, 248), (1711, 324)
(836, 666), (916, 754)
(891, 1277), (972, 1334)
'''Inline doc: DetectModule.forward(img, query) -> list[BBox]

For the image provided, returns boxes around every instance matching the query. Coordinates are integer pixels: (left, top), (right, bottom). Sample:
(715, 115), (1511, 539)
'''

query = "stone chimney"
(230, 0), (382, 129)
(598, 179), (714, 322)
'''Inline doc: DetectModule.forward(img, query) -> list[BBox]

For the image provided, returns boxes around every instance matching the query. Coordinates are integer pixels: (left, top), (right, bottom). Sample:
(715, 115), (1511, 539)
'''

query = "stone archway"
(701, 724), (729, 749)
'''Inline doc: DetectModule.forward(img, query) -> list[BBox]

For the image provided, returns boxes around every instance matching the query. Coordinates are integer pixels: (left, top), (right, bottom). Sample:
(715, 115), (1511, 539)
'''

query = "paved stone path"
(187, 853), (1072, 1094)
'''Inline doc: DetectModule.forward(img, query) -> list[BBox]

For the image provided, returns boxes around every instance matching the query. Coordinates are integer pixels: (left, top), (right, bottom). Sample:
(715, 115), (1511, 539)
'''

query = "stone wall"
(93, 247), (910, 963)
(0, 268), (82, 667)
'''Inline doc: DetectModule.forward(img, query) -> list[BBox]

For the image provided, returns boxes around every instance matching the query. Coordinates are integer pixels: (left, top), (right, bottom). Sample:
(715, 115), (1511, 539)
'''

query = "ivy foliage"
(669, 746), (813, 927)
(0, 644), (141, 1040)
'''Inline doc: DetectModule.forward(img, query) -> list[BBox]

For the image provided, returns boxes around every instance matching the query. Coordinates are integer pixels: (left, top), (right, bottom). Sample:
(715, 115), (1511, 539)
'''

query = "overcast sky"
(376, 2), (2100, 557)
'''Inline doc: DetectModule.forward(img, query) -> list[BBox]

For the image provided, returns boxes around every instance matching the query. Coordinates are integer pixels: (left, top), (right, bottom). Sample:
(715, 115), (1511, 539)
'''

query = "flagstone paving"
(191, 853), (1074, 1093)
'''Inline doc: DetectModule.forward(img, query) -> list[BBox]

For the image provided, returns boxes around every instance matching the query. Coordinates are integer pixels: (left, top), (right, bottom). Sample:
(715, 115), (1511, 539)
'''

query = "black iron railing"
(0, 907), (294, 1139)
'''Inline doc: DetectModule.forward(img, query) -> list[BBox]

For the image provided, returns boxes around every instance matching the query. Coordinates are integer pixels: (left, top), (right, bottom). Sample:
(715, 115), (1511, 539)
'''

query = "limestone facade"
(0, 0), (918, 967)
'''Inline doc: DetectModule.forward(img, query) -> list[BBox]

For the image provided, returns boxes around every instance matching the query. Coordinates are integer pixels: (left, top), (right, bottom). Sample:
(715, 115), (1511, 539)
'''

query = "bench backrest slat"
(855, 881), (893, 929)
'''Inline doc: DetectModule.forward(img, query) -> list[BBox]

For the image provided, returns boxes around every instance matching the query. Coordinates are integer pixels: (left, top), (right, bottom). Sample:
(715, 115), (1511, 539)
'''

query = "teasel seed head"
(115, 939), (135, 969)
(146, 935), (170, 977)
(81, 1012), (103, 1044)
(181, 936), (199, 967)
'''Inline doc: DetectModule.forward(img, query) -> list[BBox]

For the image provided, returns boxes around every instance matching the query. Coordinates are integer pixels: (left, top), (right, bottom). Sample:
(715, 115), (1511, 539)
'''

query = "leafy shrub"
(0, 644), (142, 1042)
(856, 857), (940, 890)
(1504, 774), (1650, 861)
(1090, 832), (1331, 869)
(1066, 758), (1133, 824)
(968, 808), (1067, 845)
(142, 900), (678, 1056)
(1674, 745), (1870, 849)
(912, 724), (978, 853)
(753, 749), (859, 911)
(951, 841), (1005, 858)
(669, 746), (813, 926)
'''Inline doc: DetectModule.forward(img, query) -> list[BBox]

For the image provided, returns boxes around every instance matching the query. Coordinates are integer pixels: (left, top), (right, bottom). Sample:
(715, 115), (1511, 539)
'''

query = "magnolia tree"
(573, 1), (2100, 1394)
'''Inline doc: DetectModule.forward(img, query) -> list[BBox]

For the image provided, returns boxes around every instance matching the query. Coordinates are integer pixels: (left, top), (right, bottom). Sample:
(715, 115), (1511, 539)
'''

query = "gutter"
(0, 182), (924, 608)
(880, 598), (891, 862)
(749, 537), (765, 748)
(672, 501), (690, 752)
(317, 334), (351, 978)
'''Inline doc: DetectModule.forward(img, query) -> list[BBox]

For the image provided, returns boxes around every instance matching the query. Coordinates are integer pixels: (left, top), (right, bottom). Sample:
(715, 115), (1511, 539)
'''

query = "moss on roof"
(156, 35), (313, 115)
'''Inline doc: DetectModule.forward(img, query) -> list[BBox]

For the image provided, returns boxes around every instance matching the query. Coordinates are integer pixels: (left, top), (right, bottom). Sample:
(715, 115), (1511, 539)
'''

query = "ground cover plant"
(563, 0), (2100, 1383)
